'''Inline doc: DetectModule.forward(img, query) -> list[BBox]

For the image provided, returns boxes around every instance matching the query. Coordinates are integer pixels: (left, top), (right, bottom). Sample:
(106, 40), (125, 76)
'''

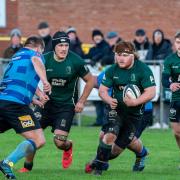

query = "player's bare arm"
(31, 56), (51, 93)
(75, 73), (94, 113)
(124, 86), (156, 107)
(99, 84), (118, 109)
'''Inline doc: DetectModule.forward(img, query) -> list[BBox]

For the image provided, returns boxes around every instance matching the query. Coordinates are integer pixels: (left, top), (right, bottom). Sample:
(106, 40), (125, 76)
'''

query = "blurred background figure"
(66, 26), (84, 58)
(150, 29), (173, 129)
(3, 28), (23, 59)
(85, 29), (110, 67)
(37, 21), (52, 53)
(85, 29), (110, 126)
(152, 29), (172, 60)
(100, 31), (122, 66)
(133, 28), (152, 61)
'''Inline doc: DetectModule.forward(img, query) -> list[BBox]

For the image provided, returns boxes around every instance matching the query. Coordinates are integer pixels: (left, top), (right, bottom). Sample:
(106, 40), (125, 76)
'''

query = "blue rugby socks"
(3, 139), (36, 166)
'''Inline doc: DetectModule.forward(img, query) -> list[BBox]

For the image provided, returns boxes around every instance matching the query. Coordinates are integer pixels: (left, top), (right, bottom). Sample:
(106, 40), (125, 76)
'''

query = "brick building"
(0, 0), (180, 57)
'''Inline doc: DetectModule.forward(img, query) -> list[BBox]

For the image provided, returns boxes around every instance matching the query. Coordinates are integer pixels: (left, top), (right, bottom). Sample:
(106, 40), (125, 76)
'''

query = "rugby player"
(0, 36), (51, 179)
(85, 41), (156, 175)
(162, 32), (180, 168)
(20, 31), (94, 172)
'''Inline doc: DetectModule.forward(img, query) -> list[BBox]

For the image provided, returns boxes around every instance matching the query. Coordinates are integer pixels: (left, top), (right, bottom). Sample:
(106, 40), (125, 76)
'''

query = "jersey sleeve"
(141, 65), (156, 89)
(101, 66), (114, 88)
(77, 58), (90, 78)
(162, 57), (171, 75)
(32, 51), (44, 63)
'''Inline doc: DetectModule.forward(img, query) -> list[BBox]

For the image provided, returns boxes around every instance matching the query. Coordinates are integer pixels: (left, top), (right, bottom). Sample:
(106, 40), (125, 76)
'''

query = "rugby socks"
(95, 140), (112, 170)
(108, 152), (119, 160)
(24, 161), (33, 171)
(3, 139), (36, 165)
(135, 146), (147, 158)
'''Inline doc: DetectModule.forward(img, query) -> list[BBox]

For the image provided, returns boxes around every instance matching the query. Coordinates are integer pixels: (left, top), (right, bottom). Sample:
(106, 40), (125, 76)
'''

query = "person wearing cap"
(85, 29), (110, 66)
(66, 26), (84, 58)
(85, 41), (156, 175)
(100, 31), (122, 66)
(85, 29), (110, 126)
(133, 28), (153, 61)
(20, 31), (94, 171)
(162, 32), (180, 169)
(3, 28), (23, 59)
(37, 21), (53, 53)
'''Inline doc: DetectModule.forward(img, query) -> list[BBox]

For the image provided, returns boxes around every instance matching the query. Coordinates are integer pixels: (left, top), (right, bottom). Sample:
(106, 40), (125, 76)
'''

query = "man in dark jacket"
(37, 22), (53, 53)
(133, 29), (153, 60)
(66, 27), (84, 58)
(100, 31), (122, 66)
(85, 29), (110, 66)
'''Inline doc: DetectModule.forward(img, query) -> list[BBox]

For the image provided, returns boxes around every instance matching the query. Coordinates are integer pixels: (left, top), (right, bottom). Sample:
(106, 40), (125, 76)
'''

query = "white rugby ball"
(123, 84), (141, 100)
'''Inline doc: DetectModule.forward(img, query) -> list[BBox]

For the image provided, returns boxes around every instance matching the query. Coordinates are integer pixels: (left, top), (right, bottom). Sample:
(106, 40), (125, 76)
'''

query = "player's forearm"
(32, 58), (48, 83)
(35, 87), (43, 97)
(79, 78), (94, 104)
(136, 86), (156, 105)
(99, 89), (112, 105)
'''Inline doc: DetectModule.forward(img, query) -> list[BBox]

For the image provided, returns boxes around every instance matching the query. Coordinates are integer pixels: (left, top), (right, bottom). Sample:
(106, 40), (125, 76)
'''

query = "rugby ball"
(123, 84), (141, 100)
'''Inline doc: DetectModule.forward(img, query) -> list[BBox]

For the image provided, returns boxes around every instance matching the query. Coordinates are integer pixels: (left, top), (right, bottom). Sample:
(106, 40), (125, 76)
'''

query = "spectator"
(3, 28), (23, 59)
(100, 31), (122, 66)
(85, 29), (110, 126)
(152, 29), (173, 60)
(85, 29), (110, 66)
(150, 29), (172, 129)
(133, 28), (153, 60)
(37, 21), (52, 53)
(66, 26), (84, 58)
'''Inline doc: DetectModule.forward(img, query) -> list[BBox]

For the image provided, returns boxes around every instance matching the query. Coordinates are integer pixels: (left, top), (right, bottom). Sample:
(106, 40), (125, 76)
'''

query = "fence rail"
(0, 58), (168, 127)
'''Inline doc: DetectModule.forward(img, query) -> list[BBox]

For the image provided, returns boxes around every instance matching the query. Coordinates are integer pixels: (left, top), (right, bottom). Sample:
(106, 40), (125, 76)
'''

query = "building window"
(0, 0), (6, 28)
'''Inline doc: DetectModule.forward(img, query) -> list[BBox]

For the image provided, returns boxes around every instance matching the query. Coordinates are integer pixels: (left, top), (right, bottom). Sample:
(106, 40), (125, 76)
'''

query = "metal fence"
(0, 58), (169, 127)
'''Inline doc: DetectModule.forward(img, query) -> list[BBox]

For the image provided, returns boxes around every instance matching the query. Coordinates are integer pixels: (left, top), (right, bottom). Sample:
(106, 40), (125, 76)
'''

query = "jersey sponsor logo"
(109, 110), (117, 118)
(51, 78), (67, 86)
(113, 76), (119, 79)
(18, 115), (35, 128)
(150, 75), (155, 83)
(130, 74), (136, 82)
(178, 75), (180, 82)
(118, 85), (124, 90)
(46, 69), (53, 72)
(129, 132), (134, 140)
(66, 66), (72, 74)
(84, 65), (89, 72)
(169, 108), (176, 117)
(172, 66), (179, 69)
(60, 119), (66, 127)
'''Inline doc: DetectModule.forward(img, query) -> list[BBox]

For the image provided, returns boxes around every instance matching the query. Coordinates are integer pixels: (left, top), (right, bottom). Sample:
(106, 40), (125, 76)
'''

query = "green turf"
(0, 124), (180, 180)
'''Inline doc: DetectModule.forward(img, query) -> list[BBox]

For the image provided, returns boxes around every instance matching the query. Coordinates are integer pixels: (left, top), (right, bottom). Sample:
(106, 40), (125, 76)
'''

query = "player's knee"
(103, 133), (116, 145)
(53, 134), (67, 150)
(34, 137), (46, 149)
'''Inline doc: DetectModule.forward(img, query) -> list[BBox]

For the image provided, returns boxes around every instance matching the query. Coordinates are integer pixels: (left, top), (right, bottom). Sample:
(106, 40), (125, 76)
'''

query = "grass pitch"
(0, 117), (180, 180)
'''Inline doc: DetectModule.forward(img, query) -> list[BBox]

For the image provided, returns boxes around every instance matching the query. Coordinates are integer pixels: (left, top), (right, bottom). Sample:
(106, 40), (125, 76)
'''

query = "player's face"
(174, 38), (180, 55)
(55, 43), (69, 59)
(115, 53), (134, 69)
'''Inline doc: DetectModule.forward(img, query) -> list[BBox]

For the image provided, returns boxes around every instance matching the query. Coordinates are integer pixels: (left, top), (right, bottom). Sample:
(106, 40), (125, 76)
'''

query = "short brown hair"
(24, 36), (45, 49)
(114, 41), (138, 59)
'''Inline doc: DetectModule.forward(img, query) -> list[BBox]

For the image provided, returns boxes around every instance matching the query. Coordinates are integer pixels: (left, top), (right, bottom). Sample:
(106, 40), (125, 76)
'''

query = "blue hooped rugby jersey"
(0, 48), (45, 105)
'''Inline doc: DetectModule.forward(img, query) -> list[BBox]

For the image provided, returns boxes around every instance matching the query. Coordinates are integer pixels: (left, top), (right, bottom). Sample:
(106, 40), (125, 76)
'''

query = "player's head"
(52, 31), (70, 59)
(24, 36), (45, 53)
(114, 41), (137, 69)
(174, 31), (180, 55)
